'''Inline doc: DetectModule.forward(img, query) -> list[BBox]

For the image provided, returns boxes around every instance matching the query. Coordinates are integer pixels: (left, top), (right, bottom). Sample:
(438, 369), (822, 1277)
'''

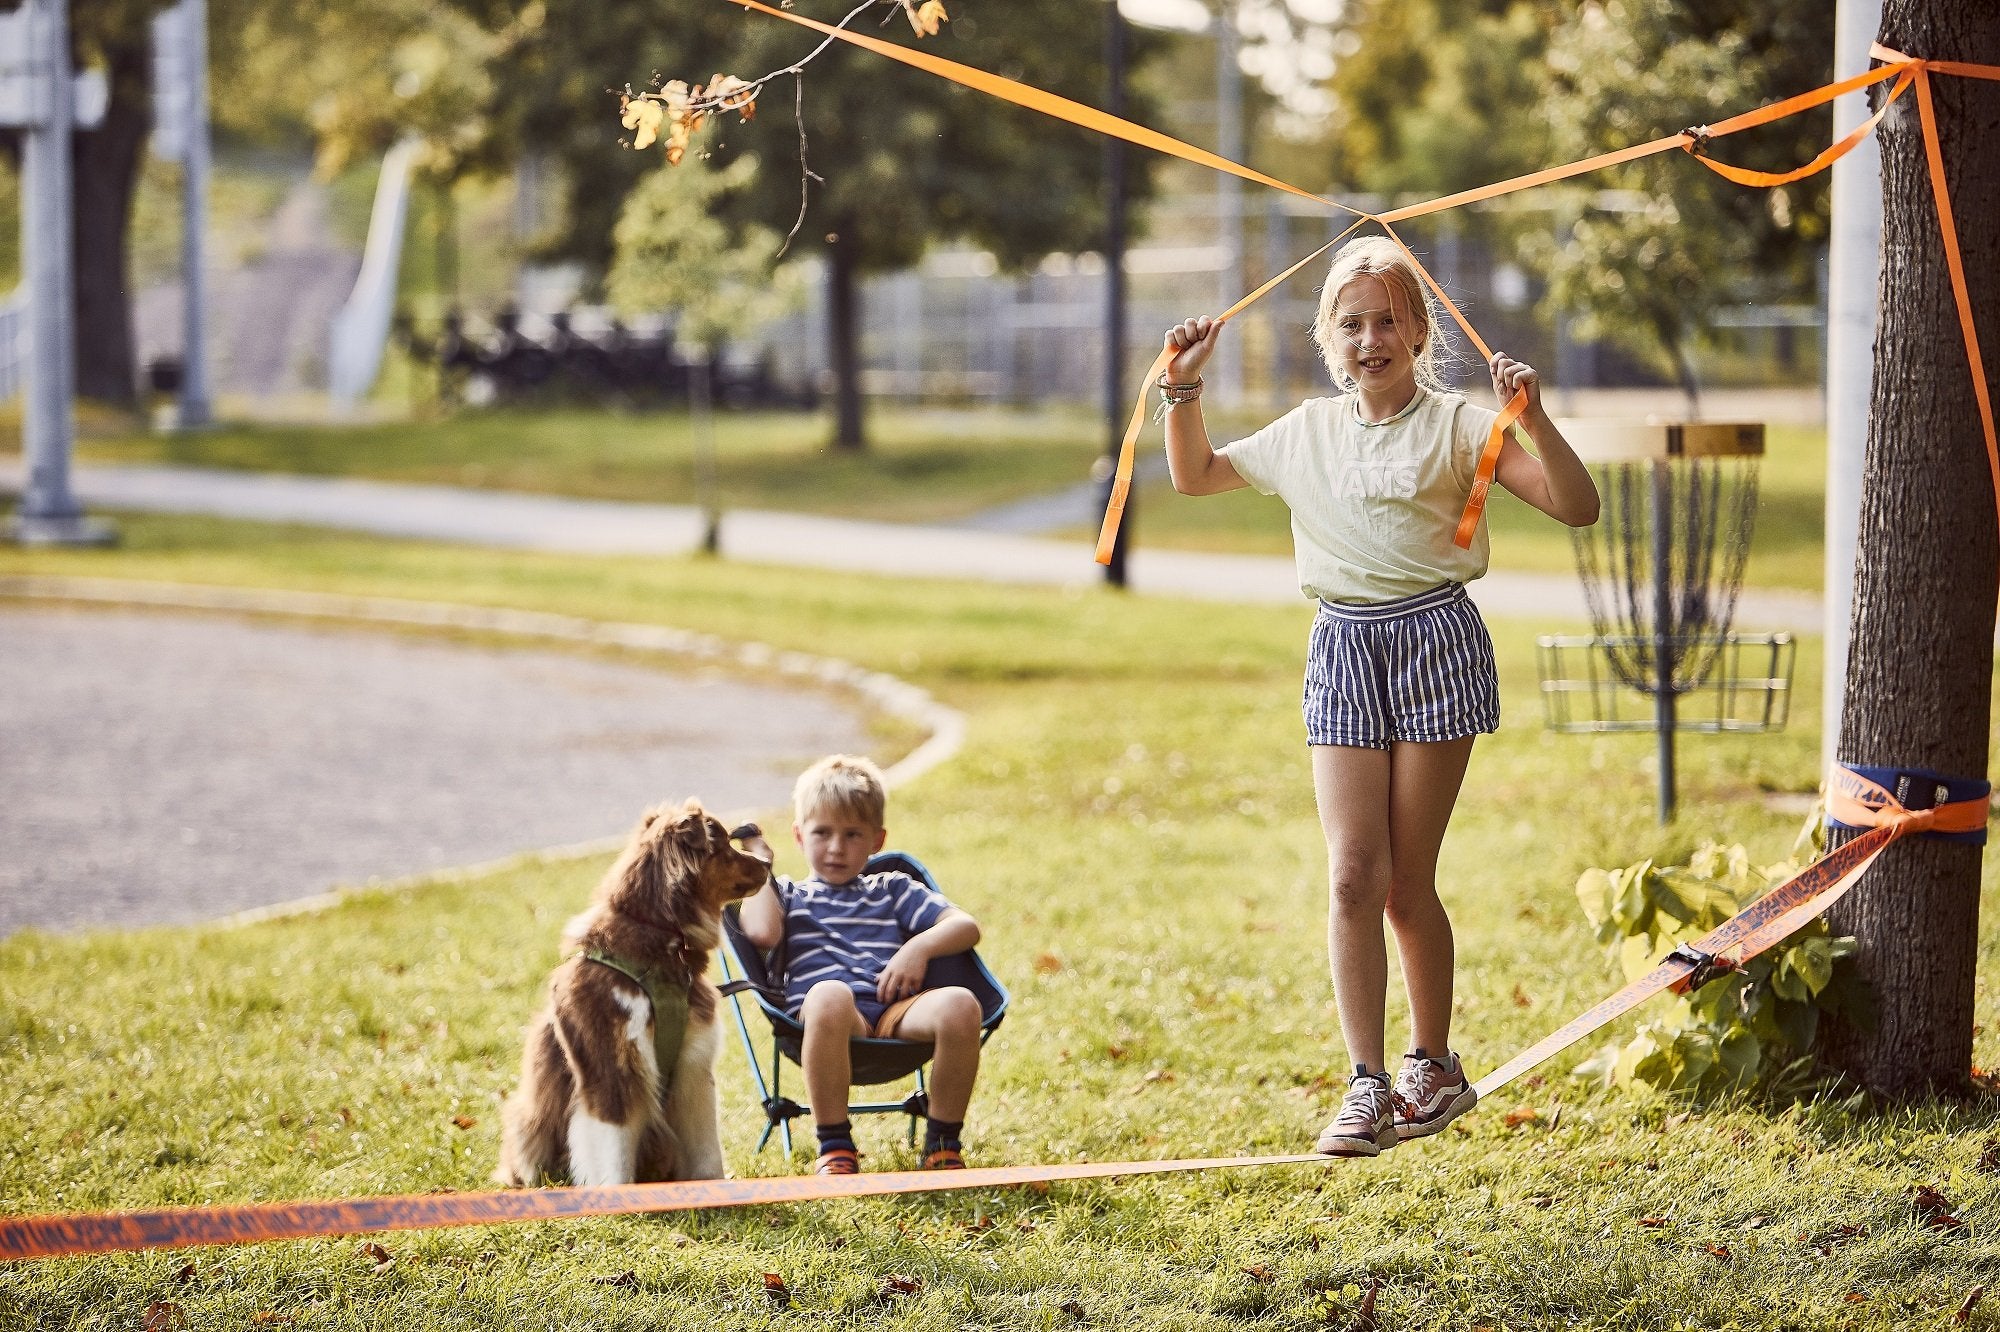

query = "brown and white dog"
(495, 799), (770, 1187)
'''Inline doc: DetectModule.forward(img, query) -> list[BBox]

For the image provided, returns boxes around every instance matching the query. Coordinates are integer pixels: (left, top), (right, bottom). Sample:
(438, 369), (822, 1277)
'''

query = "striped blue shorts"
(1302, 582), (1500, 749)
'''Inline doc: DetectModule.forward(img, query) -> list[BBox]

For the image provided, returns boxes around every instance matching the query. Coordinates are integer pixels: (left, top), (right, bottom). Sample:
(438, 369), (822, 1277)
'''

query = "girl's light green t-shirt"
(1216, 389), (1501, 605)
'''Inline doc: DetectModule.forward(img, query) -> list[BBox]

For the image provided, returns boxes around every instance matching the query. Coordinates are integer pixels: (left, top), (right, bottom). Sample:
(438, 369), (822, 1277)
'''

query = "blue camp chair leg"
(773, 1034), (793, 1156)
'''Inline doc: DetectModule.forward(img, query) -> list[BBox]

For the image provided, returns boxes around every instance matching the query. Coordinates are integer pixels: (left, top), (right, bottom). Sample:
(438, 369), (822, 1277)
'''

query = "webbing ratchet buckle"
(1666, 943), (1735, 993)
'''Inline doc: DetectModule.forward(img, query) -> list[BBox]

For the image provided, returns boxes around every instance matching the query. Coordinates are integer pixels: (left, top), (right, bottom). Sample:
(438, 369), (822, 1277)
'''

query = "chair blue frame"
(718, 851), (1010, 1154)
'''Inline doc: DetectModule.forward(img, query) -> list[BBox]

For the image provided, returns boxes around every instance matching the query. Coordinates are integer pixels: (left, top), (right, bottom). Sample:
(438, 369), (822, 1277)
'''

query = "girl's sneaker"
(1392, 1049), (1477, 1140)
(1315, 1069), (1398, 1157)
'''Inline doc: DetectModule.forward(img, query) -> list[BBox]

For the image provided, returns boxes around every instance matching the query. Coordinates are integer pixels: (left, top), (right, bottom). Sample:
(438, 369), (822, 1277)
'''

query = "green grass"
(1081, 423), (1831, 592)
(36, 406), (1117, 526)
(3, 515), (1996, 1330)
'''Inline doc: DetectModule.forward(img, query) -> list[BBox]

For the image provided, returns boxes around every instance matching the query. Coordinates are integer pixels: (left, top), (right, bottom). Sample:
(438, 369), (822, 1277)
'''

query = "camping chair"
(719, 851), (1010, 1154)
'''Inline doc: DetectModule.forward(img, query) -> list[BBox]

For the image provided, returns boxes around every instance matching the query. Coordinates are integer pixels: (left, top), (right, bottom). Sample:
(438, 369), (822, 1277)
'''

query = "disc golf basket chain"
(1535, 423), (1795, 822)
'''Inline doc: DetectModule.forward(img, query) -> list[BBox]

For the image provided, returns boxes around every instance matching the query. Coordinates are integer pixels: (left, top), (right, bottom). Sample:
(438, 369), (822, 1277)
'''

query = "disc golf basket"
(1535, 422), (1794, 822)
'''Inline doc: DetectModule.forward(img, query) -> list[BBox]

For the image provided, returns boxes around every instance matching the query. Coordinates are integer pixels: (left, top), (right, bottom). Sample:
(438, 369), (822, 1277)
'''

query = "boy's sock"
(816, 1120), (855, 1155)
(923, 1117), (964, 1156)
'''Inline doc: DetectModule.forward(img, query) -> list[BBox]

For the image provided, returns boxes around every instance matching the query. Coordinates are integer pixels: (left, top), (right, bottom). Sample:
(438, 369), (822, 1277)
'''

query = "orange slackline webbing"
(726, 0), (1352, 216)
(3, 788), (1964, 1262)
(0, 1154), (1327, 1262)
(1474, 766), (1989, 1099)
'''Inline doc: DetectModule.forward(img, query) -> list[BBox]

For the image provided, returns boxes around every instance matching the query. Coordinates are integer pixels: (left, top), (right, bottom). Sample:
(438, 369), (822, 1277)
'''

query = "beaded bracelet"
(1156, 373), (1204, 408)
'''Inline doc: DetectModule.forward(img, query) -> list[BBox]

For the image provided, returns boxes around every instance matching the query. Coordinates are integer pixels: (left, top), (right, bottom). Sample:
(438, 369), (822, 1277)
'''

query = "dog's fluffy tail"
(494, 1018), (571, 1186)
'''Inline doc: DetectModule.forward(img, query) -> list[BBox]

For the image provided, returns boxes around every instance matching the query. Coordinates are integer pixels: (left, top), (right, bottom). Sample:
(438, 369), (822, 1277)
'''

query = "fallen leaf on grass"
(880, 1274), (924, 1298)
(451, 1115), (477, 1130)
(249, 1314), (293, 1326)
(1059, 1300), (1087, 1319)
(1844, 1292), (1870, 1304)
(357, 1242), (395, 1274)
(1743, 1215), (1771, 1230)
(171, 1262), (197, 1285)
(1915, 1185), (1966, 1229)
(592, 1271), (638, 1289)
(1522, 1195), (1557, 1210)
(1144, 1069), (1175, 1084)
(142, 1302), (185, 1332)
(1034, 953), (1064, 975)
(762, 1272), (792, 1306)
(1105, 1044), (1128, 1062)
(1979, 1139), (2000, 1174)
(1344, 1280), (1380, 1332)
(1503, 1106), (1539, 1129)
(1241, 1264), (1275, 1284)
(1703, 1244), (1732, 1263)
(1637, 1217), (1668, 1229)
(1958, 1286), (1986, 1324)
(1512, 984), (1533, 1008)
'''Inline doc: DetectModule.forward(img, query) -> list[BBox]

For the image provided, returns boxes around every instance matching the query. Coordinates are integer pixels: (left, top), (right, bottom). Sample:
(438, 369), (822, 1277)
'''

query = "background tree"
(1524, 0), (1832, 405)
(1823, 2), (1999, 1096)
(607, 151), (802, 546)
(679, 0), (1164, 450)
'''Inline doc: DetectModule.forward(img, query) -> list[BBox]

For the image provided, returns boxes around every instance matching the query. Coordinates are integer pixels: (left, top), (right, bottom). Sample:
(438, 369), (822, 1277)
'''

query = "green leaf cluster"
(1571, 824), (1872, 1100)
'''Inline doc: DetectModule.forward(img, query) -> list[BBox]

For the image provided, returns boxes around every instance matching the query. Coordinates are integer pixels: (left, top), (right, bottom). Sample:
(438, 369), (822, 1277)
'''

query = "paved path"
(0, 604), (870, 935)
(0, 460), (1829, 632)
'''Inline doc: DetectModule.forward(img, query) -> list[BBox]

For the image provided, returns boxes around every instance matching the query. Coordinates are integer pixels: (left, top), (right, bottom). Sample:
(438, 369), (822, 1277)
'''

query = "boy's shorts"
(1302, 582), (1500, 749)
(871, 993), (924, 1038)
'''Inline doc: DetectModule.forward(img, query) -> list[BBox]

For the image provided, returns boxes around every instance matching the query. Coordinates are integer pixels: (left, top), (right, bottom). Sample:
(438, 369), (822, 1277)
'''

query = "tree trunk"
(1822, 3), (2000, 1097)
(71, 34), (151, 410)
(825, 228), (866, 451)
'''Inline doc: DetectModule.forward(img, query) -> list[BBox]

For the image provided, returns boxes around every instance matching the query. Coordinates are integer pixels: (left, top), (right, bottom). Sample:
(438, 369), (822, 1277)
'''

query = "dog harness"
(578, 948), (692, 1090)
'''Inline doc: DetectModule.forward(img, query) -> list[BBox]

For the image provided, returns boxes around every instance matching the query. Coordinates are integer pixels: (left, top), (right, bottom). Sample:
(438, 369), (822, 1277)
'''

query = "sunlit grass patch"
(2, 515), (1996, 1330)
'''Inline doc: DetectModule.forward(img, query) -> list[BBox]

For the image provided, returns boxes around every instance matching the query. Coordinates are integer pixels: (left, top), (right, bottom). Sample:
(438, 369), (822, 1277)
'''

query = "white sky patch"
(1121, 0), (1343, 139)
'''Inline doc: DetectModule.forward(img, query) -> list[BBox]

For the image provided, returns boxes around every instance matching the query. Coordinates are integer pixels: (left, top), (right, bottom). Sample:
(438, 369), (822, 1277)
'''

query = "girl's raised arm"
(1161, 317), (1248, 497)
(1488, 352), (1600, 528)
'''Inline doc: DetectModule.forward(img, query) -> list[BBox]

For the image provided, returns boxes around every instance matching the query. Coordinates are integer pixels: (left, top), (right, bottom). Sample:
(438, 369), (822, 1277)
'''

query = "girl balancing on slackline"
(1159, 236), (1600, 1157)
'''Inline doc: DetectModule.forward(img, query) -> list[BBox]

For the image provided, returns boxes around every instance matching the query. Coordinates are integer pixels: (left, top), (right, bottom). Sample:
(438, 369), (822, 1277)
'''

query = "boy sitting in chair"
(738, 755), (985, 1175)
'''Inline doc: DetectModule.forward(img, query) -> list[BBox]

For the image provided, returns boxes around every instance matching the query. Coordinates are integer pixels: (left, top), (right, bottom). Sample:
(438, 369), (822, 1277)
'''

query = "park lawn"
(41, 405), (1112, 526)
(3, 516), (1998, 1331)
(1080, 423), (1830, 593)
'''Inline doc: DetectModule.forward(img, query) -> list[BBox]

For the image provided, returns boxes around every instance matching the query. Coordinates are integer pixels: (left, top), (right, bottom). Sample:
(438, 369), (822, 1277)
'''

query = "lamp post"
(3, 0), (114, 546)
(1100, 0), (1131, 587)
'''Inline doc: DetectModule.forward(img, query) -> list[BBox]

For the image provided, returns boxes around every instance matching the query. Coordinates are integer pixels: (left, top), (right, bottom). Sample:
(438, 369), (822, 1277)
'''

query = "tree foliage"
(1315, 0), (1834, 392)
(606, 153), (802, 351)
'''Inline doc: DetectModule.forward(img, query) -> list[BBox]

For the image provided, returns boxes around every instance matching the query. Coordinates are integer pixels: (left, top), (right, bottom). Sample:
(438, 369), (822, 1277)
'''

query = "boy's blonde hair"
(1310, 236), (1456, 395)
(792, 754), (888, 827)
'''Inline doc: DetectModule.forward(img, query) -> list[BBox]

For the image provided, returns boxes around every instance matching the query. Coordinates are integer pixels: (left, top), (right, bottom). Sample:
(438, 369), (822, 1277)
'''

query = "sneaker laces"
(1333, 1072), (1393, 1130)
(1394, 1052), (1456, 1113)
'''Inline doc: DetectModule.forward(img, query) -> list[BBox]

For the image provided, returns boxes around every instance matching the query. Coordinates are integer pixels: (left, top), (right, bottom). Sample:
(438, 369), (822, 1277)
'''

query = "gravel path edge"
(0, 575), (967, 930)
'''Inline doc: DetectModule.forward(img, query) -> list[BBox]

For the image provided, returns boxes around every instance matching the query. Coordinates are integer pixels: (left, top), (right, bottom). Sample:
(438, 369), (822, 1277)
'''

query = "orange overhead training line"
(721, 5), (1988, 566)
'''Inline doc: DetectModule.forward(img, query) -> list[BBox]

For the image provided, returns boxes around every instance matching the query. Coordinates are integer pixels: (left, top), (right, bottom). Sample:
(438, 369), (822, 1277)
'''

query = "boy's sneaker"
(1392, 1048), (1477, 1140)
(921, 1148), (966, 1170)
(814, 1147), (859, 1175)
(1315, 1069), (1398, 1157)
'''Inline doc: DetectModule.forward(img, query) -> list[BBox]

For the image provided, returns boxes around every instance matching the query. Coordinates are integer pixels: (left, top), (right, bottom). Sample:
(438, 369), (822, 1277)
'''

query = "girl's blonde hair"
(1310, 236), (1456, 395)
(793, 754), (888, 827)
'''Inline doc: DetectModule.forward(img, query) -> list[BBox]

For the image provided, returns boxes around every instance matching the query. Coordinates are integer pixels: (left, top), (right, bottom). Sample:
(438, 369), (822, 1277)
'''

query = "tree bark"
(1823, 2), (2000, 1097)
(71, 33), (151, 410)
(825, 228), (866, 451)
